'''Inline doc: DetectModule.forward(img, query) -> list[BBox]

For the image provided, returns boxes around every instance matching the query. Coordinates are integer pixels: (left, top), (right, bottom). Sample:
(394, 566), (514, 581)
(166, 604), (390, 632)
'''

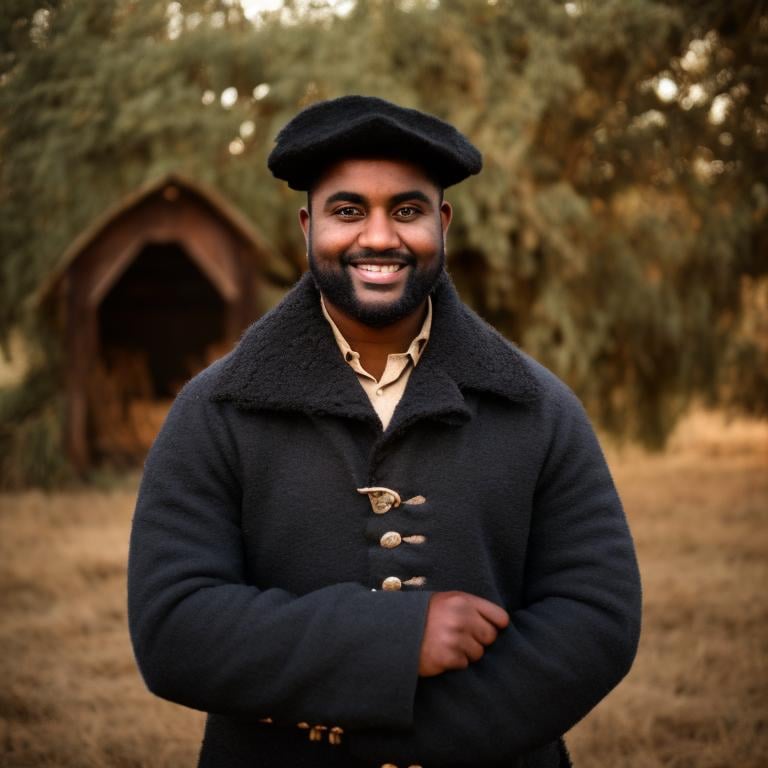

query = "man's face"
(299, 157), (452, 327)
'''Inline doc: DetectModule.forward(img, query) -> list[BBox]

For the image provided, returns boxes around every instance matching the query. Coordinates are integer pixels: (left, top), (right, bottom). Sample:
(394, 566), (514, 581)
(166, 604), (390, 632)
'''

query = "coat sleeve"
(348, 384), (642, 764)
(127, 370), (431, 729)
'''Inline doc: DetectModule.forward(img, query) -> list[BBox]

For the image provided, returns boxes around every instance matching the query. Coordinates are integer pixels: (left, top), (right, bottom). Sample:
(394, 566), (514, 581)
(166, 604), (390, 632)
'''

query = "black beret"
(267, 95), (483, 190)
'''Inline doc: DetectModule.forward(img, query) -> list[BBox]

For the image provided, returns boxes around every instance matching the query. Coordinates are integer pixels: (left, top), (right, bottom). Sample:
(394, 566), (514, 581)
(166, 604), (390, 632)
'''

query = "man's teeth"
(357, 264), (402, 273)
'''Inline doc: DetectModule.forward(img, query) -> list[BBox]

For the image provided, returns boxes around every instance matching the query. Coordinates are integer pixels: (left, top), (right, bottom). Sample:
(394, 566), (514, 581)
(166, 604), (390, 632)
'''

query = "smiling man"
(302, 157), (450, 331)
(128, 96), (642, 768)
(302, 156), (451, 400)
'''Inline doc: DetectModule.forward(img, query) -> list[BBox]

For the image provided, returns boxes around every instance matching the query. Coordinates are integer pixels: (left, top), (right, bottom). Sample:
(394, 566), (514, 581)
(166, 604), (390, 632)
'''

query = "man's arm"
(127, 370), (430, 730)
(348, 385), (642, 764)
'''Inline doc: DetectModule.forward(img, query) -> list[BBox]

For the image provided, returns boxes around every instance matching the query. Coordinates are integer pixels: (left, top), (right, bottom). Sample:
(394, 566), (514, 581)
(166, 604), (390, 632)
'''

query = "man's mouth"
(347, 257), (411, 286)
(356, 263), (404, 274)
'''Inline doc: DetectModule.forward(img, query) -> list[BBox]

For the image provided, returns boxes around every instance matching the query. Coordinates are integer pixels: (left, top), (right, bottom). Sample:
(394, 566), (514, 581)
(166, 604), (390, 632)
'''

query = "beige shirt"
(320, 297), (432, 430)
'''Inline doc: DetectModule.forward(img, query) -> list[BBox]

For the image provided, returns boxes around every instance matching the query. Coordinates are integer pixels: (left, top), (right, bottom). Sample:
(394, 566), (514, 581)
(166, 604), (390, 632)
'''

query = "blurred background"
(0, 0), (766, 765)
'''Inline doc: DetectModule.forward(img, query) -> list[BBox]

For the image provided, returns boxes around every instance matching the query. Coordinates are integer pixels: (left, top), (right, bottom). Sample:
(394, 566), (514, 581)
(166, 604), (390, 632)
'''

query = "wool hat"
(267, 95), (483, 190)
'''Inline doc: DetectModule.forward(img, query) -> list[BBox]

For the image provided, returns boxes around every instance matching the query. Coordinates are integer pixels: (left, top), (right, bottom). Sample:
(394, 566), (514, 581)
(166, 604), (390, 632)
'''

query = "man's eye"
(395, 206), (420, 219)
(335, 206), (362, 217)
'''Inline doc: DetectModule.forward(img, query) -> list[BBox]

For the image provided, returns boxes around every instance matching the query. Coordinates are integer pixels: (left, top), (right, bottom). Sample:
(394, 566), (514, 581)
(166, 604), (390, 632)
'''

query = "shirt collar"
(320, 296), (432, 368)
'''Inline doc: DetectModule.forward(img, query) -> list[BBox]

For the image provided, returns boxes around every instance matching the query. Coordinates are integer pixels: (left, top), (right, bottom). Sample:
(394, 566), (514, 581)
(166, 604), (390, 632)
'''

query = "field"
(0, 410), (766, 767)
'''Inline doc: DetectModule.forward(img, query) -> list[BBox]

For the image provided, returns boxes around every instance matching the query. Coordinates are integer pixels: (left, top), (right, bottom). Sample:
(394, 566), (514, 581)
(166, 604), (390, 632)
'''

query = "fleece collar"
(210, 271), (540, 431)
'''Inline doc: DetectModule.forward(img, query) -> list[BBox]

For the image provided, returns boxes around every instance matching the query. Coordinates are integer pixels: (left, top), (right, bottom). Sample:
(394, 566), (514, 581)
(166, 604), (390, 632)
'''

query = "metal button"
(309, 724), (327, 741)
(380, 531), (402, 549)
(358, 487), (402, 514)
(373, 492), (395, 514)
(382, 576), (402, 591)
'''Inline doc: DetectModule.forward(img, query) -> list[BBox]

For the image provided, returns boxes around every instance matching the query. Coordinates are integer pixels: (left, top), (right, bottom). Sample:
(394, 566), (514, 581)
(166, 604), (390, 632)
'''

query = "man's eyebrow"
(323, 191), (366, 208)
(390, 190), (433, 207)
(321, 190), (435, 209)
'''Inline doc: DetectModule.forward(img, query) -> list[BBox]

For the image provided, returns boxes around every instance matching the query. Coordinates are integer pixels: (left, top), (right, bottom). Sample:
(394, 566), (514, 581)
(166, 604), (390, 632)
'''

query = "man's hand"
(418, 591), (510, 677)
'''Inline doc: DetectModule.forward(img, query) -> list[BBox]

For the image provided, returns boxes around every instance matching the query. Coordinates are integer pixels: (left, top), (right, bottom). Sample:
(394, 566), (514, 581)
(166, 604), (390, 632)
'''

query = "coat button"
(382, 576), (402, 591)
(358, 487), (402, 514)
(309, 724), (327, 741)
(373, 492), (396, 513)
(380, 531), (402, 549)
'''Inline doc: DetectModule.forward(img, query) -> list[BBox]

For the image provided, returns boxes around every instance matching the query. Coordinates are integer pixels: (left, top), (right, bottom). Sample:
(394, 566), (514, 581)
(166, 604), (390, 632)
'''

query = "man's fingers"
(471, 618), (499, 647)
(464, 637), (486, 663)
(418, 591), (510, 677)
(467, 595), (510, 629)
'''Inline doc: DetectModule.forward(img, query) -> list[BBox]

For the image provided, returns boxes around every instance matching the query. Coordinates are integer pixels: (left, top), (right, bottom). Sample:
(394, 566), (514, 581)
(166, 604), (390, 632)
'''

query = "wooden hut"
(38, 173), (278, 472)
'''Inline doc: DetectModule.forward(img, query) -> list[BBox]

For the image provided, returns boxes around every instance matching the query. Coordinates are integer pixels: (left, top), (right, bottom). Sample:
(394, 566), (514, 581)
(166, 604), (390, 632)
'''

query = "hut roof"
(33, 172), (281, 307)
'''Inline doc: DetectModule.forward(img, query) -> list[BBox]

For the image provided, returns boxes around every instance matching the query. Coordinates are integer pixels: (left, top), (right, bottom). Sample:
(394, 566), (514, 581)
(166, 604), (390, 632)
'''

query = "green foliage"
(0, 0), (765, 481)
(0, 366), (74, 488)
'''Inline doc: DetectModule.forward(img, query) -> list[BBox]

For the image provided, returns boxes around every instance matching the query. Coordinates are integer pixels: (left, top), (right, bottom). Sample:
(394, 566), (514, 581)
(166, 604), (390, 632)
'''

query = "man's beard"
(308, 244), (445, 328)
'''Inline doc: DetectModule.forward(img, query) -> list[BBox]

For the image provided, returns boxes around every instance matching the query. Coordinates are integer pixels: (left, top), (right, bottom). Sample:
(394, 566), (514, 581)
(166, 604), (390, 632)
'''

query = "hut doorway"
(98, 241), (226, 398)
(91, 241), (230, 463)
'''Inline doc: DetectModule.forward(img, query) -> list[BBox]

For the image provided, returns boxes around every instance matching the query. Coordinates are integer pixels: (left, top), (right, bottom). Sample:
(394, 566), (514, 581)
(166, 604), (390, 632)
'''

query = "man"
(128, 95), (641, 768)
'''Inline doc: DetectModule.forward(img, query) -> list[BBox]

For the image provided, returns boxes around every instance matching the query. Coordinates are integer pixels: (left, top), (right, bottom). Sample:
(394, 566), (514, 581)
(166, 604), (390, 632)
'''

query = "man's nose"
(357, 209), (400, 251)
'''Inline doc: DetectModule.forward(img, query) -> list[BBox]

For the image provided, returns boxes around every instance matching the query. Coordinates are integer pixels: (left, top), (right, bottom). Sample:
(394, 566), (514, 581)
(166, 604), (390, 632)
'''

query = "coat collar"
(210, 271), (541, 428)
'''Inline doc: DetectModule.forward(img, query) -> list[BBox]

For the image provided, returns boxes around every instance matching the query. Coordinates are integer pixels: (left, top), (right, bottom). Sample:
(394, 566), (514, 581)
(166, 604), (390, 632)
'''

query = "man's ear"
(440, 200), (453, 242)
(298, 207), (310, 246)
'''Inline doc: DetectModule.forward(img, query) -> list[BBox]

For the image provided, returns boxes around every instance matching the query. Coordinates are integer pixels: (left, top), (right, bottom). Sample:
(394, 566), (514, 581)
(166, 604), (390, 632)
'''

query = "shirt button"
(380, 531), (402, 549)
(382, 576), (402, 591)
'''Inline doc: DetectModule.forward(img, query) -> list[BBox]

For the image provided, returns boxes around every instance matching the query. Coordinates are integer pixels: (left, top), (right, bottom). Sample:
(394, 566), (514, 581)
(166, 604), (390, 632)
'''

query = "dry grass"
(0, 410), (766, 767)
(568, 411), (768, 767)
(0, 477), (203, 768)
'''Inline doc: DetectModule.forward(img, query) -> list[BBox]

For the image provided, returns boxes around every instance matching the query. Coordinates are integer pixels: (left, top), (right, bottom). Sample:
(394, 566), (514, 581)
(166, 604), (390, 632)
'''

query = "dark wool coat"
(128, 272), (642, 768)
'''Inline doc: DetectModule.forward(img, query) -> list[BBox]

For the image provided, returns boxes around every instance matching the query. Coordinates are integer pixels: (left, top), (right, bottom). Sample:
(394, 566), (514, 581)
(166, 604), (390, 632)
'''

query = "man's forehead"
(311, 156), (441, 198)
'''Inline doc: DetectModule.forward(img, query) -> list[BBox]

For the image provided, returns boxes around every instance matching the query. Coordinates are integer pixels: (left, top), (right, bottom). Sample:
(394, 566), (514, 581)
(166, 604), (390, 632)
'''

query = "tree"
(1, 0), (765, 484)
